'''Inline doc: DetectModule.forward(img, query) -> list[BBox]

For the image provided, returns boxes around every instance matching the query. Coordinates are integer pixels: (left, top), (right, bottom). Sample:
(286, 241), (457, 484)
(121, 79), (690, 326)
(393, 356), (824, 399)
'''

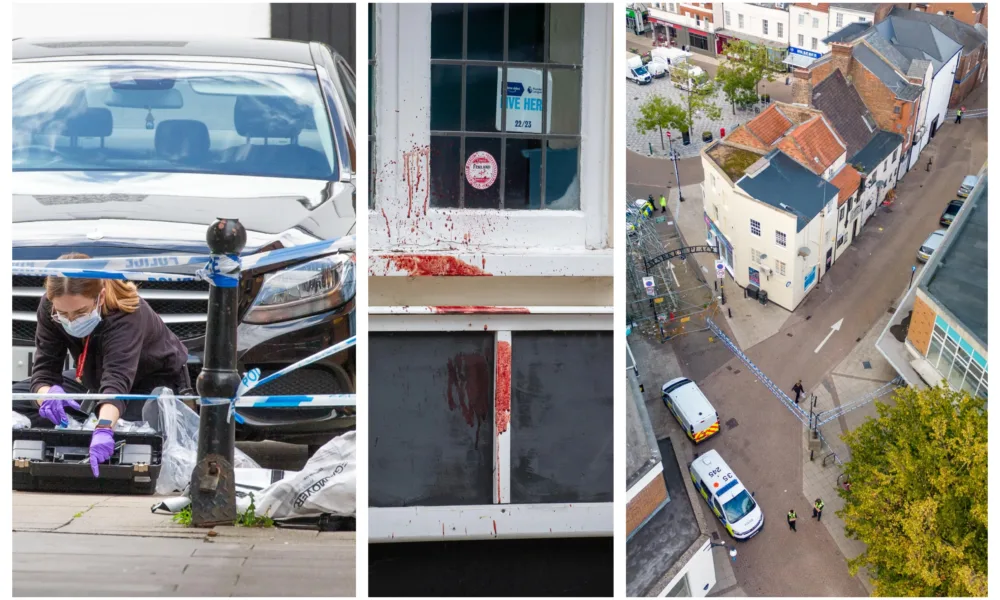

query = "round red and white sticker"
(465, 151), (498, 190)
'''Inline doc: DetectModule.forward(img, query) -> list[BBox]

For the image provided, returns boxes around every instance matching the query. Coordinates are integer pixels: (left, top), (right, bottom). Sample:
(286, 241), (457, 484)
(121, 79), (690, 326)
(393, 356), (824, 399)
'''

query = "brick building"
(905, 2), (987, 27)
(626, 363), (716, 597)
(877, 163), (987, 399)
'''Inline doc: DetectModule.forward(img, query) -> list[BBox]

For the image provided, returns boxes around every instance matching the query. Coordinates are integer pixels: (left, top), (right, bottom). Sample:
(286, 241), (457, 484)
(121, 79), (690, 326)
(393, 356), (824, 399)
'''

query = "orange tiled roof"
(831, 165), (862, 206)
(726, 125), (770, 151)
(777, 116), (846, 174)
(746, 104), (794, 146)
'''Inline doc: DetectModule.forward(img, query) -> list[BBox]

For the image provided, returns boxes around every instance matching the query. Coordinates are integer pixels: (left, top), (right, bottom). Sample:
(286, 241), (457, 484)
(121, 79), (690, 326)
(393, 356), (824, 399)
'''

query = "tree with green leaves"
(669, 61), (721, 136)
(634, 94), (688, 150)
(716, 60), (760, 115)
(838, 385), (987, 597)
(717, 38), (778, 99)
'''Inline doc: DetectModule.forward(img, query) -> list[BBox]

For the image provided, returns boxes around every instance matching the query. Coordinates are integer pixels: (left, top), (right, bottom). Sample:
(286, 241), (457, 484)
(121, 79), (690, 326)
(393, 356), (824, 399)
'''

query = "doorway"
(825, 248), (833, 272)
(930, 115), (940, 138)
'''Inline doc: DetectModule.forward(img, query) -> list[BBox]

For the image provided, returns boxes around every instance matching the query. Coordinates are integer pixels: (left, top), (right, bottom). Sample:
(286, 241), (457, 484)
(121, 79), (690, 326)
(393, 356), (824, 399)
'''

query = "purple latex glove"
(90, 428), (116, 477)
(38, 385), (82, 426)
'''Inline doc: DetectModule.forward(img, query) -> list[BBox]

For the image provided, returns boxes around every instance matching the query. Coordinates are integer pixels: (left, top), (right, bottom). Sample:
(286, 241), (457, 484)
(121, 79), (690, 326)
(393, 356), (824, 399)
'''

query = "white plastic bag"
(12, 411), (30, 429)
(153, 390), (260, 495)
(252, 431), (355, 520)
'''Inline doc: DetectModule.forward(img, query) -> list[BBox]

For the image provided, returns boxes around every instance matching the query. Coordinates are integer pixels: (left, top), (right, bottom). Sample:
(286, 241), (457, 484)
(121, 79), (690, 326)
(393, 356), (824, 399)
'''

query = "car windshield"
(636, 67), (648, 76)
(946, 204), (961, 215)
(722, 490), (757, 523)
(13, 61), (338, 180)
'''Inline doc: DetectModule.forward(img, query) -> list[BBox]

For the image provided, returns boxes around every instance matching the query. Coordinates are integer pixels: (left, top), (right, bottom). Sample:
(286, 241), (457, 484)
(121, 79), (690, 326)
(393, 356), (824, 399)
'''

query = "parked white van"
(626, 53), (652, 84)
(662, 377), (720, 443)
(689, 449), (764, 540)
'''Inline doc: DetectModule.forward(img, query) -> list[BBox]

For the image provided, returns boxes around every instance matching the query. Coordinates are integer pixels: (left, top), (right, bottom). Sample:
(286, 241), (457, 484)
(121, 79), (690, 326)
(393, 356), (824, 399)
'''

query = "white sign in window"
(496, 68), (553, 134)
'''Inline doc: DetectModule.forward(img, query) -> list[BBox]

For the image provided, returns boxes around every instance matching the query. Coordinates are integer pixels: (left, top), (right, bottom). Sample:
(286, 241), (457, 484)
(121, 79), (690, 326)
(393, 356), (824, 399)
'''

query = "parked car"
(957, 175), (979, 198)
(917, 229), (947, 263)
(12, 38), (357, 449)
(939, 200), (964, 227)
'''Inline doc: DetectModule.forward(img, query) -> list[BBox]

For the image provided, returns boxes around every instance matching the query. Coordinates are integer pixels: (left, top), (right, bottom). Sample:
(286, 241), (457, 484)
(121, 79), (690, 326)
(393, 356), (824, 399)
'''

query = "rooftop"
(824, 22), (872, 44)
(794, 3), (830, 13)
(626, 438), (701, 597)
(626, 366), (660, 488)
(830, 164), (862, 206)
(869, 16), (963, 76)
(776, 115), (846, 174)
(888, 7), (988, 54)
(853, 43), (925, 101)
(737, 150), (841, 231)
(12, 37), (319, 65)
(811, 69), (878, 157)
(922, 174), (988, 348)
(827, 3), (881, 13)
(851, 130), (904, 174)
(707, 142), (767, 181)
(747, 104), (794, 145)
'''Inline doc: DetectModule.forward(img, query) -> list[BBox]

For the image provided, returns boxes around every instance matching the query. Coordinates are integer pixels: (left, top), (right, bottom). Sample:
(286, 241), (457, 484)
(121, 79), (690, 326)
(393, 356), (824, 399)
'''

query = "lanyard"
(75, 335), (91, 382)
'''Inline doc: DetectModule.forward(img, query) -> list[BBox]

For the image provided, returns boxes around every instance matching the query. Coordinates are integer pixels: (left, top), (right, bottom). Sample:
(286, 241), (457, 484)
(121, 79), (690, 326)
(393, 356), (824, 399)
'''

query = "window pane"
(430, 135), (462, 208)
(465, 137), (503, 208)
(550, 68), (582, 134)
(431, 4), (463, 59)
(431, 65), (462, 131)
(504, 138), (542, 209)
(927, 335), (943, 367)
(548, 3), (584, 65)
(468, 3), (504, 60)
(369, 332), (495, 507)
(545, 139), (580, 210)
(509, 3), (546, 62)
(466, 66), (498, 132)
(510, 331), (613, 503)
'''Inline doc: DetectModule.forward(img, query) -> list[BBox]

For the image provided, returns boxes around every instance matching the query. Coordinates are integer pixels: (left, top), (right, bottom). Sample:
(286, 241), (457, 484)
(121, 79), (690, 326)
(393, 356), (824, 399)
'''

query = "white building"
(852, 131), (904, 225)
(713, 2), (790, 63)
(647, 2), (721, 56)
(787, 3), (831, 68)
(828, 3), (879, 32)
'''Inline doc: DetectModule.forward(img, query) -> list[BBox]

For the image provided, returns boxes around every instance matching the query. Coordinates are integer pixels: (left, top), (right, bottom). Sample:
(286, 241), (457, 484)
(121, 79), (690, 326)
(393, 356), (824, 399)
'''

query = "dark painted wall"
(271, 3), (356, 68)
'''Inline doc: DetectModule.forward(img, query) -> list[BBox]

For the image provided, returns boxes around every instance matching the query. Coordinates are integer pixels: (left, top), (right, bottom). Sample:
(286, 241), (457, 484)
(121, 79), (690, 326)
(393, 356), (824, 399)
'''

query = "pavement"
(13, 441), (355, 596)
(625, 79), (987, 596)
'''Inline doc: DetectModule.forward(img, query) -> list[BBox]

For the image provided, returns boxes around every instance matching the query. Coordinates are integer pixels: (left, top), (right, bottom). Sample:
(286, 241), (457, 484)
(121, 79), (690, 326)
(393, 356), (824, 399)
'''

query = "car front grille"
(12, 276), (209, 344)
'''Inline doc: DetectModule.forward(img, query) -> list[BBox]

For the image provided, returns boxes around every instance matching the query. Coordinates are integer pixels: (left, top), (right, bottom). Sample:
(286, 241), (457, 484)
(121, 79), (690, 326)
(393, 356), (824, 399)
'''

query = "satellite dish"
(760, 253), (768, 260)
(798, 247), (811, 258)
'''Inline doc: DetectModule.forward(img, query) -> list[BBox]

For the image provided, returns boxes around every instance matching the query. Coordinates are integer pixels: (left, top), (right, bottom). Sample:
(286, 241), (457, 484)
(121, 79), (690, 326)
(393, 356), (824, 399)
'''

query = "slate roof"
(869, 16), (963, 76)
(853, 43), (924, 101)
(827, 3), (881, 13)
(850, 130), (904, 173)
(776, 115), (846, 174)
(824, 22), (871, 44)
(830, 164), (862, 206)
(811, 69), (878, 157)
(736, 150), (841, 232)
(888, 7), (988, 54)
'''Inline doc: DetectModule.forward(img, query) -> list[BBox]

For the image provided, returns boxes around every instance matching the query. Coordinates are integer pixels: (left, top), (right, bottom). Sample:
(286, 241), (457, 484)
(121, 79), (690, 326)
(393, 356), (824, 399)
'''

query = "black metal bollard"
(190, 218), (246, 527)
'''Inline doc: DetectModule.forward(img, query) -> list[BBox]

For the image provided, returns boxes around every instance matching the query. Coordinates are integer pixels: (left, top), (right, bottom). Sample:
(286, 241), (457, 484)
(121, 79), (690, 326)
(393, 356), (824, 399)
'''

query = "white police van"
(689, 449), (764, 540)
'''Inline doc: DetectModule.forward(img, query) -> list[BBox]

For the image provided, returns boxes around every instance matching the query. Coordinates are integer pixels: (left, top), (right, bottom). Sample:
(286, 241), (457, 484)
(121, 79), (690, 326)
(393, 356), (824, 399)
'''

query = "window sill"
(369, 503), (613, 542)
(369, 248), (614, 277)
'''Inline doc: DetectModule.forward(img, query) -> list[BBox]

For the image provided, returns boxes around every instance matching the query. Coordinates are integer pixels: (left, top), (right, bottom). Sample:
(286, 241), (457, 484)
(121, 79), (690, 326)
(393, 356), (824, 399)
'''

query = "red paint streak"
(482, 257), (487, 270)
(432, 306), (530, 314)
(493, 520), (497, 536)
(446, 353), (491, 447)
(495, 340), (512, 435)
(387, 255), (492, 276)
(404, 152), (414, 219)
(442, 523), (445, 536)
(381, 208), (391, 238)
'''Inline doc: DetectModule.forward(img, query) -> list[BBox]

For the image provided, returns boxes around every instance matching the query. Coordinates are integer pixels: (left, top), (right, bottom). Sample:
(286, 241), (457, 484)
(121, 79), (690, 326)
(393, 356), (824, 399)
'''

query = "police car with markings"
(689, 449), (764, 540)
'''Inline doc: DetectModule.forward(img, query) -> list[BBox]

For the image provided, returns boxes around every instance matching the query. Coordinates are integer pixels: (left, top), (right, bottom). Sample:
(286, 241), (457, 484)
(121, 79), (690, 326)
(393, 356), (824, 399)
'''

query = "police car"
(689, 449), (764, 540)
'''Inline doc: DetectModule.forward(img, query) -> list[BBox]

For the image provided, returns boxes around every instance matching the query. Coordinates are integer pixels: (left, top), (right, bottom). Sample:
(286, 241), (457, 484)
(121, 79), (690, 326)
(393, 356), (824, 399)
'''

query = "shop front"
(650, 17), (716, 57)
(782, 46), (821, 70)
(705, 212), (735, 277)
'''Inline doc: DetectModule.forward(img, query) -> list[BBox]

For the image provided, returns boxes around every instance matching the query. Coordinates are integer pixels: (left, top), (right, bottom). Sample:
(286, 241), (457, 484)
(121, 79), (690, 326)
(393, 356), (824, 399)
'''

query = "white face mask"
(55, 295), (103, 338)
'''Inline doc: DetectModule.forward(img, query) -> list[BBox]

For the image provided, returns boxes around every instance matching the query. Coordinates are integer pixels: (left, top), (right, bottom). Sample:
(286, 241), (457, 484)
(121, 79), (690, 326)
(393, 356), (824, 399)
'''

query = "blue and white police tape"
(12, 254), (241, 287)
(239, 236), (356, 272)
(236, 335), (356, 398)
(13, 392), (355, 407)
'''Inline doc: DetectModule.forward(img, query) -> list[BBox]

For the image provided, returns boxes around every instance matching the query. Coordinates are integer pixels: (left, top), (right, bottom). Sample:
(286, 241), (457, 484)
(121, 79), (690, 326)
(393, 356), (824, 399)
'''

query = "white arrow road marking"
(667, 261), (679, 287)
(814, 318), (844, 354)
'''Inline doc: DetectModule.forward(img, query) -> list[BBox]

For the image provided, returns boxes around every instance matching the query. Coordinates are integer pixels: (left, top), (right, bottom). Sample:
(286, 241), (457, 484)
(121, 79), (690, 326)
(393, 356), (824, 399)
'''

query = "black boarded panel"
(369, 332), (495, 507)
(271, 3), (357, 68)
(510, 331), (614, 503)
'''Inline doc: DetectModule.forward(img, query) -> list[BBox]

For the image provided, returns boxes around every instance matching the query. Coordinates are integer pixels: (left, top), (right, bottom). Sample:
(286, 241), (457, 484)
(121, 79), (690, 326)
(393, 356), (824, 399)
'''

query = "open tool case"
(13, 428), (163, 495)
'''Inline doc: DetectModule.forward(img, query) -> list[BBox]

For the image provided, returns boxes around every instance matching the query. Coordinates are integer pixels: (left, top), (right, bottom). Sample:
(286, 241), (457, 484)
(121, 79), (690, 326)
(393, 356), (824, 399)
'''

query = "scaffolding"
(626, 192), (719, 340)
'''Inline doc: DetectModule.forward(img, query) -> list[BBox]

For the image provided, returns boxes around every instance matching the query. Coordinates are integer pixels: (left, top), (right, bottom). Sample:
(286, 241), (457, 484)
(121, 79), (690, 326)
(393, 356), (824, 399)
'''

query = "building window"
(751, 248), (763, 264)
(775, 259), (787, 276)
(762, 19), (769, 35)
(946, 10), (955, 17)
(777, 22), (783, 38)
(859, 16), (868, 23)
(429, 3), (584, 210)
(812, 17), (819, 28)
(725, 10), (731, 26)
(798, 34), (805, 47)
(839, 205), (846, 221)
(893, 148), (898, 163)
(811, 37), (818, 50)
(836, 13), (844, 28)
(894, 105), (902, 114)
(689, 33), (710, 51)
(798, 13), (805, 26)
(738, 13), (744, 29)
(667, 574), (691, 597)
(775, 230), (787, 247)
(837, 233), (847, 248)
(696, 14), (701, 27)
(926, 319), (988, 399)
(750, 218), (761, 236)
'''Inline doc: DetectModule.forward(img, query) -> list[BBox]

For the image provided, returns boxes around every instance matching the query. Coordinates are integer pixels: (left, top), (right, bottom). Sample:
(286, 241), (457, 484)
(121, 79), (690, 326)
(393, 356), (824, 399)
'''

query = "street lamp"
(666, 131), (684, 202)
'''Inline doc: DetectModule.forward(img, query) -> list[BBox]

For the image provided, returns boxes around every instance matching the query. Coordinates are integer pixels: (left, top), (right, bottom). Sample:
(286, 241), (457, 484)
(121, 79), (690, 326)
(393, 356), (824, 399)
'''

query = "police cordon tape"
(12, 237), (357, 421)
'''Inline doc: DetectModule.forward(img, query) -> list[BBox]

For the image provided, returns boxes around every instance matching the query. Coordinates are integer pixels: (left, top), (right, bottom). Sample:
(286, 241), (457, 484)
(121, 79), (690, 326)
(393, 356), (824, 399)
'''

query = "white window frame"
(775, 259), (786, 276)
(738, 13), (744, 29)
(798, 13), (805, 26)
(777, 22), (783, 39)
(775, 230), (787, 247)
(813, 17), (819, 29)
(811, 37), (818, 50)
(798, 34), (805, 47)
(750, 248), (762, 264)
(368, 306), (614, 542)
(725, 10), (731, 26)
(762, 19), (768, 35)
(836, 13), (844, 28)
(370, 4), (612, 277)
(750, 218), (761, 237)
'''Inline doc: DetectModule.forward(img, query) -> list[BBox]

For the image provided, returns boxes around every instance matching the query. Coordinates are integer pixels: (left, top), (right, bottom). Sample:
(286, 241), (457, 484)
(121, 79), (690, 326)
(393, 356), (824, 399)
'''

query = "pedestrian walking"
(787, 509), (797, 532)
(792, 380), (804, 404)
(955, 107), (963, 124)
(926, 156), (934, 172)
(813, 498), (824, 521)
(729, 546), (737, 563)
(659, 194), (667, 213)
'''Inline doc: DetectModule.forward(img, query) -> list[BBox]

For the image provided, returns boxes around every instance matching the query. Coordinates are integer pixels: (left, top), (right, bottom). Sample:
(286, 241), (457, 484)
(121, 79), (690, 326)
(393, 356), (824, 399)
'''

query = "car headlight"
(244, 253), (355, 324)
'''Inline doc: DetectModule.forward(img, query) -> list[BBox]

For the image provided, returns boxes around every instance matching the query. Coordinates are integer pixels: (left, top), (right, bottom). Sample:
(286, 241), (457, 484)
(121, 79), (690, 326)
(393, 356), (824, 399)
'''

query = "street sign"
(643, 276), (656, 296)
(715, 260), (725, 279)
(666, 131), (672, 139)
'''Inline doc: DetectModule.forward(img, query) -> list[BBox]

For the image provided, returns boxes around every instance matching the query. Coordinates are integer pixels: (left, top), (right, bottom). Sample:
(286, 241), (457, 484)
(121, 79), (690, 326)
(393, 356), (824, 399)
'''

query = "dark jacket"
(31, 296), (192, 415)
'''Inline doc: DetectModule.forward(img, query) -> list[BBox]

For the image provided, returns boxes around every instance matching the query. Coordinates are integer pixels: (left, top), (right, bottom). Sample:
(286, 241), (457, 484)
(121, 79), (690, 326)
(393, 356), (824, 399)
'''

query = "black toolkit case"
(12, 428), (163, 495)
